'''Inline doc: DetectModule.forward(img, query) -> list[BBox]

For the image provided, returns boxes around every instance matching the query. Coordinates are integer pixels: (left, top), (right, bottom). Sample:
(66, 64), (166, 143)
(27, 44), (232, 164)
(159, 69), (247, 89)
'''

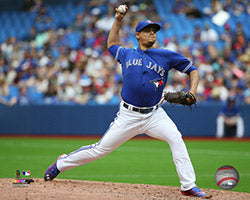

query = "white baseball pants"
(57, 103), (196, 191)
(216, 115), (244, 138)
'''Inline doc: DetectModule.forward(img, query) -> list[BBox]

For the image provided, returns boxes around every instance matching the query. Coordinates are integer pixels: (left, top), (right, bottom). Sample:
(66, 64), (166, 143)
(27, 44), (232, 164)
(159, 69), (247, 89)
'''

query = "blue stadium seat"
(68, 31), (82, 49)
(215, 40), (226, 50)
(156, 31), (165, 45)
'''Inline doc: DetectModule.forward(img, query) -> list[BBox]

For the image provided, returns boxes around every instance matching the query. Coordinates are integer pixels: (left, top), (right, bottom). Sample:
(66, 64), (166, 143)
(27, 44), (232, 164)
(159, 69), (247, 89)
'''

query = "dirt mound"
(1, 178), (249, 200)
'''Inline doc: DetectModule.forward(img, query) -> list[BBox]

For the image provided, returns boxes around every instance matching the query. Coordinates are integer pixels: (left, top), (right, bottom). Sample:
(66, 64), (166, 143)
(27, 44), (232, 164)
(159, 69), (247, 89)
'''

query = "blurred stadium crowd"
(0, 0), (249, 106)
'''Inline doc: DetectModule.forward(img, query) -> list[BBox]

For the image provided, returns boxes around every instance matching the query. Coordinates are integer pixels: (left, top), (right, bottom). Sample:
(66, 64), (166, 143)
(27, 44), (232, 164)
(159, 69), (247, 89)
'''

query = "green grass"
(0, 137), (250, 193)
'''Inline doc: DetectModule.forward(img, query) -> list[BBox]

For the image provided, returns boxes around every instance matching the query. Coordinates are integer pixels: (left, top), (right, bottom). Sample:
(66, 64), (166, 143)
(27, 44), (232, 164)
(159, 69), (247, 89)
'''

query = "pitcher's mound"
(1, 178), (249, 200)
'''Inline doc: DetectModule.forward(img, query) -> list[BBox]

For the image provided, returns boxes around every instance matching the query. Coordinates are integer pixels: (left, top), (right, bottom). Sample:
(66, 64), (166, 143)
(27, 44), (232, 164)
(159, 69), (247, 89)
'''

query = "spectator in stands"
(233, 22), (246, 53)
(201, 24), (219, 43)
(234, 84), (246, 104)
(244, 81), (250, 104)
(193, 26), (202, 43)
(16, 50), (38, 76)
(0, 0), (249, 106)
(43, 79), (58, 104)
(232, 0), (246, 16)
(0, 57), (8, 75)
(211, 0), (223, 13)
(212, 77), (229, 102)
(223, 46), (236, 63)
(164, 37), (179, 52)
(21, 0), (35, 12)
(35, 28), (50, 48)
(247, 1), (250, 15)
(25, 27), (37, 42)
(1, 38), (15, 60)
(81, 10), (92, 29)
(72, 13), (85, 31)
(216, 97), (244, 138)
(57, 81), (76, 103)
(172, 0), (187, 14)
(31, 0), (44, 12)
(223, 0), (234, 13)
(220, 23), (234, 48)
(17, 84), (32, 105)
(35, 5), (53, 30)
(85, 50), (103, 77)
(0, 83), (18, 106)
(35, 5), (50, 23)
(95, 9), (114, 32)
(183, 0), (203, 18)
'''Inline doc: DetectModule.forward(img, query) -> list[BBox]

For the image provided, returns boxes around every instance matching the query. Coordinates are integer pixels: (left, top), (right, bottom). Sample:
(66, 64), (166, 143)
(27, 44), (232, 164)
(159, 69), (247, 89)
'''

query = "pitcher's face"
(136, 25), (157, 48)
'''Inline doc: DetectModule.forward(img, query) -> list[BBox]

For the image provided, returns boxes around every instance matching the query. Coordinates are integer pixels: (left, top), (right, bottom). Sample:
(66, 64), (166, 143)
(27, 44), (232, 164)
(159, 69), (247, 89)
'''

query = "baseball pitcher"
(44, 5), (207, 197)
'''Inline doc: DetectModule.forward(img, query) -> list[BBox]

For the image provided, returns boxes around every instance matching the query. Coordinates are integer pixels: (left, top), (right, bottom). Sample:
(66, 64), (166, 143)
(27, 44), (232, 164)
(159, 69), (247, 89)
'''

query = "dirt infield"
(1, 178), (250, 200)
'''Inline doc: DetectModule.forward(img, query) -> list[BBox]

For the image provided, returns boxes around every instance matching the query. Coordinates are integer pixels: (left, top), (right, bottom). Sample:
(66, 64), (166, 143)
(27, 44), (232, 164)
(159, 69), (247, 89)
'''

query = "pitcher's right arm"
(107, 5), (128, 49)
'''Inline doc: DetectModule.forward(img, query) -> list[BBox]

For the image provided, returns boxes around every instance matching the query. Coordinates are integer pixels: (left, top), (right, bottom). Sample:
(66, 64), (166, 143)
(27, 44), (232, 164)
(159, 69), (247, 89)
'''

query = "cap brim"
(138, 23), (161, 32)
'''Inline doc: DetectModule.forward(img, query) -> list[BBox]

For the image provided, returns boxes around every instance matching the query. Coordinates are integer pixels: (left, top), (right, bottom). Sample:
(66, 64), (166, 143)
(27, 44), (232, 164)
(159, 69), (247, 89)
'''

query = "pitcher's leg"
(146, 108), (196, 191)
(57, 113), (136, 172)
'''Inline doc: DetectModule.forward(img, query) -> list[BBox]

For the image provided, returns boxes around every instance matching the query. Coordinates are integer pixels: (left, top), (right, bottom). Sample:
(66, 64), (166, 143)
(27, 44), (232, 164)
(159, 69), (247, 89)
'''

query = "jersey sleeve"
(108, 45), (126, 63)
(169, 51), (197, 74)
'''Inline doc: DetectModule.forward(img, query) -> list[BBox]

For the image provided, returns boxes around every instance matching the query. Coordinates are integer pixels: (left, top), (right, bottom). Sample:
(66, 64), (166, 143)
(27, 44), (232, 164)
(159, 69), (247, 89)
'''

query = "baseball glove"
(164, 91), (196, 106)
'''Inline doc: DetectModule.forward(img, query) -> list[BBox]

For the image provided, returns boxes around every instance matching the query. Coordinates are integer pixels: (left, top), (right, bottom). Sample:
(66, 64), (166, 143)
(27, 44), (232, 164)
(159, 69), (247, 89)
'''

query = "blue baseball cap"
(135, 20), (161, 32)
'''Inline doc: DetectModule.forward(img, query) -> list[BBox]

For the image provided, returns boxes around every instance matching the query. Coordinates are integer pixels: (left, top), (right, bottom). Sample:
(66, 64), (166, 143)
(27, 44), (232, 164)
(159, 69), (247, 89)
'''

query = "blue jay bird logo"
(150, 78), (164, 91)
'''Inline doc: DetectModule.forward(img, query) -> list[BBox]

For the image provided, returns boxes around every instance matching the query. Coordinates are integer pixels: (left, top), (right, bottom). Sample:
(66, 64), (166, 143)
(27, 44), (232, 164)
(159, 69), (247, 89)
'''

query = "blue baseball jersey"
(109, 45), (197, 107)
(220, 105), (240, 118)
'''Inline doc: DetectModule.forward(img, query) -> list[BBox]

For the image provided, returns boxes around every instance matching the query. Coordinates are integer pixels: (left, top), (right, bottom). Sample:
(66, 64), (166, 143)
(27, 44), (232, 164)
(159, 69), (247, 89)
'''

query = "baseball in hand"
(117, 5), (126, 14)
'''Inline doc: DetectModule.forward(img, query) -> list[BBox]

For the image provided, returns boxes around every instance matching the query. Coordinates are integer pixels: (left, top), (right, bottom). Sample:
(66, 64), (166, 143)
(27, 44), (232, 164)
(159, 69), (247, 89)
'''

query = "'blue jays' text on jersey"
(109, 45), (197, 107)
